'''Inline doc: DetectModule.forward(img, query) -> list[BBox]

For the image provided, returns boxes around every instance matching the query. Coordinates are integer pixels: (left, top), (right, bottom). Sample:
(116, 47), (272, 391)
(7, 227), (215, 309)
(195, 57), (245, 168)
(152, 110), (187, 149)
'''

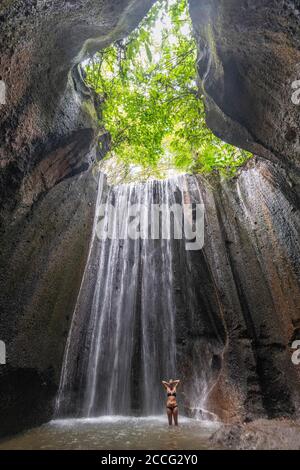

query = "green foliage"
(84, 0), (251, 183)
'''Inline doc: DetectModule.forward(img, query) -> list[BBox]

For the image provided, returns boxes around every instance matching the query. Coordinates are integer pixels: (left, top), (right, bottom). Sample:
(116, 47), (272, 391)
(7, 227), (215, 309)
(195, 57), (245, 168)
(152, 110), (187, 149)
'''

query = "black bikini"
(166, 391), (178, 409)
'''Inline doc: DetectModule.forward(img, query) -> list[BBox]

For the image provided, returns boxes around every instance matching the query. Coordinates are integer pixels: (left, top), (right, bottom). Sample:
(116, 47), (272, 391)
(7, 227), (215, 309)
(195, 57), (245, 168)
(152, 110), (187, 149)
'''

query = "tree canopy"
(84, 0), (251, 184)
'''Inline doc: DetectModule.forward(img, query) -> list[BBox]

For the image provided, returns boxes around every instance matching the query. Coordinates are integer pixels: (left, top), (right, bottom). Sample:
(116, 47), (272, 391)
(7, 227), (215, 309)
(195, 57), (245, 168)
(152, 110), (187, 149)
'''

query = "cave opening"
(81, 0), (251, 186)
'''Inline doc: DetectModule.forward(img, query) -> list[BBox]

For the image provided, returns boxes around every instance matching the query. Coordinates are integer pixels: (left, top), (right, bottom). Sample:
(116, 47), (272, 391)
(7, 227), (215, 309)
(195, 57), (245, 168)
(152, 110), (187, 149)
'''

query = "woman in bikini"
(162, 379), (180, 425)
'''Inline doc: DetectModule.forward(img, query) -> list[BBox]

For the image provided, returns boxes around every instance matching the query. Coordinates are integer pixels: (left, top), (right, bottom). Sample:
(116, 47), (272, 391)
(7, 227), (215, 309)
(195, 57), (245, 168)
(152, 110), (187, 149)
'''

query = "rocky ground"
(211, 418), (300, 450)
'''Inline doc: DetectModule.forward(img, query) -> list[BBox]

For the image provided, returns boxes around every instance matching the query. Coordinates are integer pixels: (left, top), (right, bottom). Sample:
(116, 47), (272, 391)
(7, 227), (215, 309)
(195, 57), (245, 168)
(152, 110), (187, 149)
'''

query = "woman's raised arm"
(162, 381), (169, 390)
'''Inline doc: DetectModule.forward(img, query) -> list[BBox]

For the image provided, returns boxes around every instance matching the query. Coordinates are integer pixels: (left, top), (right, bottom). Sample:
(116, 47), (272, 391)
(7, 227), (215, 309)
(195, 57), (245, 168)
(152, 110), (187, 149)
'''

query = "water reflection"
(0, 416), (220, 450)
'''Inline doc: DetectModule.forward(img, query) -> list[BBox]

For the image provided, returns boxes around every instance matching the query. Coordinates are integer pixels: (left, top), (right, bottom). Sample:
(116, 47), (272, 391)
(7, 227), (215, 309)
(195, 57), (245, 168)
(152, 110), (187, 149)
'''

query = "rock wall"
(200, 158), (300, 422)
(188, 0), (300, 420)
(189, 0), (300, 171)
(0, 0), (155, 437)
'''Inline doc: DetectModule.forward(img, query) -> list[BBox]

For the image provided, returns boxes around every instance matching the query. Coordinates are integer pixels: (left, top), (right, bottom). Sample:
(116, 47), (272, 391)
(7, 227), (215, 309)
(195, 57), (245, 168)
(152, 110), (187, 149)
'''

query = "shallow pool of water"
(0, 416), (221, 450)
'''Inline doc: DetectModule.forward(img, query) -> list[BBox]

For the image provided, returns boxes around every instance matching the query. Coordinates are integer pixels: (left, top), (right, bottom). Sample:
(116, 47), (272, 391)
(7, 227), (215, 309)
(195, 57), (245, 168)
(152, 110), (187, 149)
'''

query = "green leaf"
(83, 0), (252, 183)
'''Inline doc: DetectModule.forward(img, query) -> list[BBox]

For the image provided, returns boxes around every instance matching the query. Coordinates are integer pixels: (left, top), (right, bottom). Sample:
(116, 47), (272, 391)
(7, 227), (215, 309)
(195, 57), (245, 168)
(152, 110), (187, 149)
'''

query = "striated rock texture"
(211, 418), (300, 450)
(0, 172), (97, 437)
(187, 0), (300, 421)
(0, 0), (155, 437)
(189, 0), (300, 171)
(199, 158), (300, 422)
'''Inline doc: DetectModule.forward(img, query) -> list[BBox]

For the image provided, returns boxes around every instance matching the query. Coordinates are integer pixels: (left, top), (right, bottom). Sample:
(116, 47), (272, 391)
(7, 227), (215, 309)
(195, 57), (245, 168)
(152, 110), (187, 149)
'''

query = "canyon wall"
(0, 0), (299, 436)
(188, 0), (300, 421)
(201, 158), (300, 421)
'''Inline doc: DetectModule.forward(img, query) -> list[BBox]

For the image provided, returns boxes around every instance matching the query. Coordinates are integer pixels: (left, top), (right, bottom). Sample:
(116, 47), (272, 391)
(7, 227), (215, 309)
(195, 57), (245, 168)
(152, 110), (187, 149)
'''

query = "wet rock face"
(188, 3), (300, 403)
(0, 0), (154, 437)
(211, 418), (300, 449)
(189, 0), (300, 168)
(200, 158), (300, 422)
(0, 170), (98, 438)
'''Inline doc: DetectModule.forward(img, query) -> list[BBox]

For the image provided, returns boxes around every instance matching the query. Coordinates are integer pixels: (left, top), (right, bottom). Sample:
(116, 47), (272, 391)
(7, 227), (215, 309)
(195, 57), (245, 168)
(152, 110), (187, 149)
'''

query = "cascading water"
(56, 174), (225, 419)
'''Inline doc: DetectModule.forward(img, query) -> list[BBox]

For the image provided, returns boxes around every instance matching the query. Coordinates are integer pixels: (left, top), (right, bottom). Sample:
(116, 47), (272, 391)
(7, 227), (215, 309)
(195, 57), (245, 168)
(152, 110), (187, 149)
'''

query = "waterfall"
(56, 174), (225, 418)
